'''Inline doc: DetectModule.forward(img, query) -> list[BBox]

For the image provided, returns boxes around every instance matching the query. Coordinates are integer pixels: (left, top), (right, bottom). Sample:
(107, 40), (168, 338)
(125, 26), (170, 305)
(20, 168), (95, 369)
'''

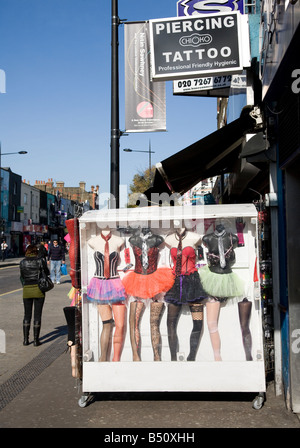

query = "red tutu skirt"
(122, 267), (175, 300)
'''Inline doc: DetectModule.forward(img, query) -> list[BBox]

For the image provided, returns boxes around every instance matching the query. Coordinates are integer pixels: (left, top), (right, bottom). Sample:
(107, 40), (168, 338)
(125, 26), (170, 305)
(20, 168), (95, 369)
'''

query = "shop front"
(22, 224), (48, 253)
(9, 221), (23, 256)
(260, 1), (300, 412)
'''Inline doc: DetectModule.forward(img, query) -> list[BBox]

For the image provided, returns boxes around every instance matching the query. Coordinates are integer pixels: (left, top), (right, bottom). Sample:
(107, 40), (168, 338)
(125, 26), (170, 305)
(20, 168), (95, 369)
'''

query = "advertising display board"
(79, 205), (265, 399)
(149, 12), (250, 81)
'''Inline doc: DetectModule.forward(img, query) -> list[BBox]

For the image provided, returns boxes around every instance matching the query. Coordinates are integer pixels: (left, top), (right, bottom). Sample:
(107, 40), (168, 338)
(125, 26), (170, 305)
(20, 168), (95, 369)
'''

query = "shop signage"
(40, 208), (47, 218)
(23, 224), (47, 233)
(177, 0), (245, 16)
(174, 74), (233, 93)
(174, 1), (246, 97)
(23, 224), (34, 233)
(149, 12), (249, 81)
(10, 221), (23, 232)
(173, 72), (246, 96)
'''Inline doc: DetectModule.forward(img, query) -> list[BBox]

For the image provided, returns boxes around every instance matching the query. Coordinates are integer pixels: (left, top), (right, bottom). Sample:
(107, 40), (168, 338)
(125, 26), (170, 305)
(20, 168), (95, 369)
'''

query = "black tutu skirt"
(164, 271), (207, 305)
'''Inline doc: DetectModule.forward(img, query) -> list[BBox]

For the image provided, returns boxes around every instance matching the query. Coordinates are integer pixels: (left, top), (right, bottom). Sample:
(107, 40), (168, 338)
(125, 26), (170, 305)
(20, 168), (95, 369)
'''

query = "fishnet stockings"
(129, 301), (145, 361)
(150, 301), (165, 361)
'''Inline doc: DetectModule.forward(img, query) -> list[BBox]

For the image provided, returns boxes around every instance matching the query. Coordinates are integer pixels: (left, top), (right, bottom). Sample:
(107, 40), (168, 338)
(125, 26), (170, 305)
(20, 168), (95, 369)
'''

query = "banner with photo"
(124, 22), (166, 133)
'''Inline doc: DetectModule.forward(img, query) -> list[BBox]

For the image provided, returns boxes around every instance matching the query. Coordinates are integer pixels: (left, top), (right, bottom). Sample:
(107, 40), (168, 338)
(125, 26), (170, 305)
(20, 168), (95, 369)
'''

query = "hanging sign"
(124, 22), (166, 133)
(149, 12), (249, 81)
(174, 74), (233, 93)
(177, 0), (245, 16)
(174, 3), (247, 97)
(173, 73), (246, 97)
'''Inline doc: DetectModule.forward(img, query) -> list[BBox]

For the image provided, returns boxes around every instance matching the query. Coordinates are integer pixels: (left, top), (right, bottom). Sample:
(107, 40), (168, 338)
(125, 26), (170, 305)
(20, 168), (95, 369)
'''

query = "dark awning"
(144, 106), (260, 201)
(241, 132), (268, 157)
(240, 131), (276, 166)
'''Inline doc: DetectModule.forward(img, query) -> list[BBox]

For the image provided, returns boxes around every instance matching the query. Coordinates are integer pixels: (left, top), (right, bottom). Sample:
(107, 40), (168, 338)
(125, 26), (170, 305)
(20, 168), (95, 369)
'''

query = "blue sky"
(0, 0), (218, 206)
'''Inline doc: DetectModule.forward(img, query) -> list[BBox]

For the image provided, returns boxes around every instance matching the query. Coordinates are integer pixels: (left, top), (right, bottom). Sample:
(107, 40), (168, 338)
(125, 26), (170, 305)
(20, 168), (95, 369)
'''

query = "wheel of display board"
(78, 394), (90, 408)
(252, 392), (265, 410)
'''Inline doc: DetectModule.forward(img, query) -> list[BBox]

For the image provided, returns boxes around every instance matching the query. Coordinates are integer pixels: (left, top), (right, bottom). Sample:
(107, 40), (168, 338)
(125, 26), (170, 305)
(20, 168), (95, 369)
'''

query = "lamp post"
(123, 143), (155, 173)
(111, 0), (120, 209)
(0, 143), (28, 235)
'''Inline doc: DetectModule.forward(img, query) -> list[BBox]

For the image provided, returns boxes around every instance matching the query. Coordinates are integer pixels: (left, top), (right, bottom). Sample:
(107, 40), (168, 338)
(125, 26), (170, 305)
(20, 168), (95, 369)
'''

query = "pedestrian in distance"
(47, 239), (65, 284)
(38, 241), (48, 260)
(1, 239), (8, 261)
(20, 244), (50, 346)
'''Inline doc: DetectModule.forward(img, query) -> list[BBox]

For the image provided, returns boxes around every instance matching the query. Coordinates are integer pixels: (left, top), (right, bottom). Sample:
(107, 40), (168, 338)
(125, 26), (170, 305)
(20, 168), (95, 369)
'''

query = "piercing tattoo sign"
(149, 12), (250, 81)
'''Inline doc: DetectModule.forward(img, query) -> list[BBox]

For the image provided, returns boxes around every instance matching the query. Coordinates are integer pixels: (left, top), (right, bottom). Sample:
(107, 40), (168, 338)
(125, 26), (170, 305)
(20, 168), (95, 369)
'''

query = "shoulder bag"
(38, 261), (54, 293)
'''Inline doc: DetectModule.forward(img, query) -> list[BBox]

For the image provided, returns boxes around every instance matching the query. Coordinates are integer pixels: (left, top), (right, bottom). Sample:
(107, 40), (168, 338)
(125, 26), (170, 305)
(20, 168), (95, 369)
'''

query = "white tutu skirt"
(87, 277), (127, 305)
(198, 265), (244, 299)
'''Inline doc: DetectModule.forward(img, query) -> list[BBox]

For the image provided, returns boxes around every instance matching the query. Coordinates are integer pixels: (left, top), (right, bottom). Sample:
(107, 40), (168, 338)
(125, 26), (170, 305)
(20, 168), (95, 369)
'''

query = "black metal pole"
(0, 143), (2, 226)
(110, 0), (120, 209)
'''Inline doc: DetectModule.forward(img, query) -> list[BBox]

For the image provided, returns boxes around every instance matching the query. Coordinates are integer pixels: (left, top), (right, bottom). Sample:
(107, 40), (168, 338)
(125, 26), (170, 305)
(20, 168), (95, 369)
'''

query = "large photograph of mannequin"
(86, 229), (127, 362)
(79, 206), (263, 373)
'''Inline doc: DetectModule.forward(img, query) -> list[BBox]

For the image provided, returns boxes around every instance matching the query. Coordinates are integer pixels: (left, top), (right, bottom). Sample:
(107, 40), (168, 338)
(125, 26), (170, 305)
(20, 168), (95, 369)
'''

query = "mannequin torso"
(129, 230), (164, 276)
(202, 225), (238, 274)
(129, 232), (164, 250)
(88, 231), (124, 279)
(165, 229), (201, 249)
(88, 230), (124, 254)
(88, 231), (124, 254)
(86, 230), (127, 309)
(165, 229), (201, 276)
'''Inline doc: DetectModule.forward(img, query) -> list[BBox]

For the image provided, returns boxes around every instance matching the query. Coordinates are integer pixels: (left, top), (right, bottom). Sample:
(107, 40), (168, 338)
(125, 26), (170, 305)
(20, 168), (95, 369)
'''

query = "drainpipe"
(266, 150), (282, 396)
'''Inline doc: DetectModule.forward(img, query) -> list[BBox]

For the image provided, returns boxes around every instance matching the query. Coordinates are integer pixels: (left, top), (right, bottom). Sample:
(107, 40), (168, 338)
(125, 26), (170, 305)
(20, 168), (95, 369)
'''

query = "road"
(0, 263), (22, 296)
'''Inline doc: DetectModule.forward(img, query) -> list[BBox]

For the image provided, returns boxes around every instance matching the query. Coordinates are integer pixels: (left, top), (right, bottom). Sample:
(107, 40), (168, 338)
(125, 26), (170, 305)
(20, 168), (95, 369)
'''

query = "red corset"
(170, 246), (197, 275)
(133, 246), (159, 275)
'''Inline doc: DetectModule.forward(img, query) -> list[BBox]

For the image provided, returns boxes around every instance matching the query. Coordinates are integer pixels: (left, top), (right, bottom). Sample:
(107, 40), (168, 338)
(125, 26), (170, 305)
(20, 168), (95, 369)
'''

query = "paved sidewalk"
(0, 263), (299, 429)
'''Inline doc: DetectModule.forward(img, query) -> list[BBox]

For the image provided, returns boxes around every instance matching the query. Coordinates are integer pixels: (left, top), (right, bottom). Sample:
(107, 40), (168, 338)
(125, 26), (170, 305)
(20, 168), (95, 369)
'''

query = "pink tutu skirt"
(87, 277), (127, 304)
(122, 267), (175, 300)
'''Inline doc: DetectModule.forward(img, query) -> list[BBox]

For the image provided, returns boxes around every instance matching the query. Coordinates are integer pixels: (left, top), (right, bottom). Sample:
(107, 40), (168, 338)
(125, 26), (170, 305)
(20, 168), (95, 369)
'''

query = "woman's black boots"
(23, 320), (30, 346)
(33, 321), (42, 346)
(23, 320), (42, 346)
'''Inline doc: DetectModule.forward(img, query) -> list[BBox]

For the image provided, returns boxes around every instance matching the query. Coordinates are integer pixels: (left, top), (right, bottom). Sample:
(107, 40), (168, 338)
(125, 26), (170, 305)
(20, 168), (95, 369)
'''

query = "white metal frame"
(79, 204), (266, 395)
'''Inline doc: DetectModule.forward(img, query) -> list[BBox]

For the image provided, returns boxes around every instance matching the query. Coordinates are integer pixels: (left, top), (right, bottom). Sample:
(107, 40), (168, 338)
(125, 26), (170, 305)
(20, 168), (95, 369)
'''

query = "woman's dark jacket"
(20, 256), (49, 285)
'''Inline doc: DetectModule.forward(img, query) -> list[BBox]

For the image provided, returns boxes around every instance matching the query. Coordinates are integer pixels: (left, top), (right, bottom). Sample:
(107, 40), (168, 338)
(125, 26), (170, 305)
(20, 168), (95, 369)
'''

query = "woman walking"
(20, 244), (50, 346)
